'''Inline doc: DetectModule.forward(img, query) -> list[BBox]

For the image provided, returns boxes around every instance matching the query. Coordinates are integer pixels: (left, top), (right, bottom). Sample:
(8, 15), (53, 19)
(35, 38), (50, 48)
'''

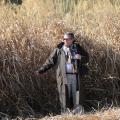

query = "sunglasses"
(63, 38), (72, 40)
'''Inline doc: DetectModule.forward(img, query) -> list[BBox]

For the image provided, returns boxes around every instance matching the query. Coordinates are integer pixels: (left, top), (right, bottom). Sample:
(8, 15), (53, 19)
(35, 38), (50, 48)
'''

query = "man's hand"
(34, 70), (46, 76)
(34, 70), (40, 76)
(75, 54), (81, 60)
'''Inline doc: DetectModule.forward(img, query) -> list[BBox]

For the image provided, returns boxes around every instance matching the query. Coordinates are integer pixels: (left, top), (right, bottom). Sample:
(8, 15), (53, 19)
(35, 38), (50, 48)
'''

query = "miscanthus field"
(0, 0), (120, 119)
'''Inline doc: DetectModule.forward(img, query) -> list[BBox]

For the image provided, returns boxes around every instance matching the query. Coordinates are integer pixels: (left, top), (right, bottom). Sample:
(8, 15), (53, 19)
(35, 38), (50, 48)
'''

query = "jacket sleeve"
(77, 44), (89, 64)
(38, 48), (58, 73)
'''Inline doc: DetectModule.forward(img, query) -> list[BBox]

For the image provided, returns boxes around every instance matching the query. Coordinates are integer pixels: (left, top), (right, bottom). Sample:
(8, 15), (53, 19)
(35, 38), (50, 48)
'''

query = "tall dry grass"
(0, 0), (120, 118)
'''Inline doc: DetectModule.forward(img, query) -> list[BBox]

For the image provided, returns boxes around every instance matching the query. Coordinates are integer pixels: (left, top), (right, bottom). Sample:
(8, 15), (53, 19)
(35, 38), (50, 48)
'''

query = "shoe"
(72, 105), (84, 115)
(61, 108), (71, 115)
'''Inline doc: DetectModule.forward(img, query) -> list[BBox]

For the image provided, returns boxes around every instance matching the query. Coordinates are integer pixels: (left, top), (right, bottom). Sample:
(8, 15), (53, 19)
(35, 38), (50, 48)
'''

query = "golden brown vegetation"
(40, 108), (120, 120)
(12, 108), (120, 120)
(0, 0), (120, 119)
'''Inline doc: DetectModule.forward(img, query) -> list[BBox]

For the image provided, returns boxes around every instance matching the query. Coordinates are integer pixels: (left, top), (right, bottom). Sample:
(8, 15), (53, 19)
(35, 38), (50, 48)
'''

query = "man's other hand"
(75, 54), (81, 60)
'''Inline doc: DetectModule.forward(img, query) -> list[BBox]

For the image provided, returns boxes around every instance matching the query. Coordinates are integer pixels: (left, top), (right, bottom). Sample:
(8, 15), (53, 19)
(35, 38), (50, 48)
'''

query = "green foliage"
(0, 0), (22, 4)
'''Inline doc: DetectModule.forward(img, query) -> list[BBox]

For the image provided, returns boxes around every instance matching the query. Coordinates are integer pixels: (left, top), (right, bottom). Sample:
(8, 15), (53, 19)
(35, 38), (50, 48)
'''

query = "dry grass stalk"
(40, 108), (120, 120)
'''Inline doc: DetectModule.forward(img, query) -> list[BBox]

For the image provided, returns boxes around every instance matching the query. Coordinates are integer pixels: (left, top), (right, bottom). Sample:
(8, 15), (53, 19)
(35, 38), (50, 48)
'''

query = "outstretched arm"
(36, 48), (58, 74)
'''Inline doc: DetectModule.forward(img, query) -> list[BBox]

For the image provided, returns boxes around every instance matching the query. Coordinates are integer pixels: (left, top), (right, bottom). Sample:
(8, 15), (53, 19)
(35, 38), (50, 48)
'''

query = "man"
(35, 32), (89, 114)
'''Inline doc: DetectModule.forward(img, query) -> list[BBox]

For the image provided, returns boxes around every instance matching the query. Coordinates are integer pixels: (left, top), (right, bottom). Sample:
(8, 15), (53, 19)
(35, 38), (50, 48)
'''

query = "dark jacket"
(38, 42), (89, 109)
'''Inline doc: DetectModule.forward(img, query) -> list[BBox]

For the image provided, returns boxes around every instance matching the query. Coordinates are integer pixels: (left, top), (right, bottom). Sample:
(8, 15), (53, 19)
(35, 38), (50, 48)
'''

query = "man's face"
(63, 38), (73, 47)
